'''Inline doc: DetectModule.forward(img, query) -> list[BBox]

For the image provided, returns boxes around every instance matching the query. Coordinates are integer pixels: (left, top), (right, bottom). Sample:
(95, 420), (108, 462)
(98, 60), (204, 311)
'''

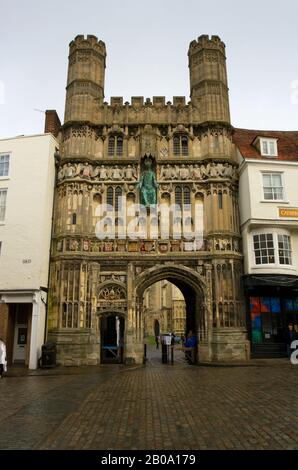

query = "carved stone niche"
(171, 240), (181, 252)
(141, 124), (158, 157)
(98, 284), (126, 301)
(97, 283), (127, 313)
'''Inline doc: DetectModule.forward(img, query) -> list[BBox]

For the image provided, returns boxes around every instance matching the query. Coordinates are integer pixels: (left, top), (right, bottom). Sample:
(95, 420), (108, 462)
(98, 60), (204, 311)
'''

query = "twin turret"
(188, 35), (230, 124)
(64, 35), (106, 122)
(64, 34), (230, 125)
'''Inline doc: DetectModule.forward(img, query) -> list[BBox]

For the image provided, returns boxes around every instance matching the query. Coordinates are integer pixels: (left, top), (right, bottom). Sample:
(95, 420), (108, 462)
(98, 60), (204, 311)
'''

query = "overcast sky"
(1, 0), (298, 139)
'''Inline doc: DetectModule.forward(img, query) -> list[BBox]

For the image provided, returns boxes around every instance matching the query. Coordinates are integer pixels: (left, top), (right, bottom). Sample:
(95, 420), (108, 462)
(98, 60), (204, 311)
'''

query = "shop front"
(244, 275), (298, 357)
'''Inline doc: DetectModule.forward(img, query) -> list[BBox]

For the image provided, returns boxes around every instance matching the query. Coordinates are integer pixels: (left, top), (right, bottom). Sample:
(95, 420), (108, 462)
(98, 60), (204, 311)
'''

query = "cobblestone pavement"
(0, 349), (297, 450)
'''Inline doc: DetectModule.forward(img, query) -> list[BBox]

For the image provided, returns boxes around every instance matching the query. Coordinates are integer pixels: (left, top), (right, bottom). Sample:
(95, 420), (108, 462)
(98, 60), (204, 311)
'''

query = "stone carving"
(99, 165), (109, 180)
(58, 163), (138, 182)
(160, 147), (169, 158)
(111, 165), (123, 180)
(160, 164), (174, 180)
(213, 237), (240, 252)
(192, 164), (201, 179)
(179, 165), (190, 180)
(65, 162), (76, 178)
(100, 273), (126, 283)
(58, 162), (236, 184)
(159, 162), (237, 181)
(124, 165), (137, 181)
(82, 162), (92, 179)
(98, 284), (126, 301)
(83, 240), (89, 251)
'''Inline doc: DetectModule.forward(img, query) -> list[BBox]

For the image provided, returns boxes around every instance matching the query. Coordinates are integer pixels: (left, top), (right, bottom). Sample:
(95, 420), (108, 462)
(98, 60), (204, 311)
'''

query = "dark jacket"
(285, 329), (296, 345)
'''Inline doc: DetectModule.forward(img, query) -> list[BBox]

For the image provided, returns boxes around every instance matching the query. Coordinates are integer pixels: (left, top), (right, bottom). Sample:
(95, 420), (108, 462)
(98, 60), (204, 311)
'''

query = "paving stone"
(0, 354), (297, 450)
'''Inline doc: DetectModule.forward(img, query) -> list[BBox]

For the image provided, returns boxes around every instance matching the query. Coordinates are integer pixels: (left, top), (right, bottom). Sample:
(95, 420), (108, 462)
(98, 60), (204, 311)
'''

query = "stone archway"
(125, 264), (212, 364)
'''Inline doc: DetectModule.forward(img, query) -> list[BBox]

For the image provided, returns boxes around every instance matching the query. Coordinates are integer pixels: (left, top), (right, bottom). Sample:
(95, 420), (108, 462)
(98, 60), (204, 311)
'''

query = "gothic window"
(107, 186), (114, 207)
(184, 186), (191, 205)
(72, 213), (77, 225)
(108, 136), (115, 156)
(73, 303), (79, 328)
(67, 304), (73, 328)
(108, 135), (123, 157)
(62, 303), (67, 328)
(175, 186), (182, 207)
(61, 265), (84, 329)
(175, 186), (191, 207)
(173, 135), (189, 156)
(107, 186), (123, 212)
(116, 136), (123, 156)
(218, 192), (223, 209)
(86, 303), (92, 328)
(115, 186), (122, 212)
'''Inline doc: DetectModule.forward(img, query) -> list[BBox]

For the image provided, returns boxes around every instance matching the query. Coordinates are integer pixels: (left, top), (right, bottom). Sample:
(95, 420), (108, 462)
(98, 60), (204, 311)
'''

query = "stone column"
(29, 293), (42, 370)
(125, 263), (144, 364)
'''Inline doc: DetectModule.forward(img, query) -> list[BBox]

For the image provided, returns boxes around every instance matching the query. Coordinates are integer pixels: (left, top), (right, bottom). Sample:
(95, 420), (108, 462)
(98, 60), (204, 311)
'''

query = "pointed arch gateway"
(125, 264), (212, 365)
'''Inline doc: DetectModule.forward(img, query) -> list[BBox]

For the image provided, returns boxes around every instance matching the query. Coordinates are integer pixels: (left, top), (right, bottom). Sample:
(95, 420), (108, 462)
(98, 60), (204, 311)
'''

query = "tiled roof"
(233, 128), (298, 161)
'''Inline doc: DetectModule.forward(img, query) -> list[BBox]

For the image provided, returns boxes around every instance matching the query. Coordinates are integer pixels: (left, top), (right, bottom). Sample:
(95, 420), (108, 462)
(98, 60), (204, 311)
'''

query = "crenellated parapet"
(69, 34), (106, 58)
(188, 34), (226, 56)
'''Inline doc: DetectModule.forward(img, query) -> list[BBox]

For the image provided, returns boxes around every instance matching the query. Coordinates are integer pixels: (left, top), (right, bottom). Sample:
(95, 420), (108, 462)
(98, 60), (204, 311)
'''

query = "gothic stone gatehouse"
(47, 34), (250, 365)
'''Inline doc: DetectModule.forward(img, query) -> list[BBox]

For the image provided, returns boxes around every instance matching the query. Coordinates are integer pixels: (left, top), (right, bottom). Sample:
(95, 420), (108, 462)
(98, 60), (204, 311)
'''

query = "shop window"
(250, 297), (282, 344)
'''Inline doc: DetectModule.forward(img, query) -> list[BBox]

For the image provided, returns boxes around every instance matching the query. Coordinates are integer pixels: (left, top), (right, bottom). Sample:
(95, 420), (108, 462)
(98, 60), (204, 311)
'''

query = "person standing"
(285, 324), (296, 358)
(183, 330), (198, 364)
(0, 337), (7, 378)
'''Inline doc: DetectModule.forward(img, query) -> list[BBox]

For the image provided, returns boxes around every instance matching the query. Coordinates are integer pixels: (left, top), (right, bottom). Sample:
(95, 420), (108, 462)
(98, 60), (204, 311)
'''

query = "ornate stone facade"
(47, 34), (250, 365)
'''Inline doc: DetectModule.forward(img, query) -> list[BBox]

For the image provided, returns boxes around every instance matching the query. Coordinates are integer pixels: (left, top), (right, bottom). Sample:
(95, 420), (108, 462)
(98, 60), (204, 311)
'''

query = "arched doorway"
(129, 264), (210, 365)
(143, 280), (187, 364)
(99, 312), (125, 364)
(154, 319), (160, 337)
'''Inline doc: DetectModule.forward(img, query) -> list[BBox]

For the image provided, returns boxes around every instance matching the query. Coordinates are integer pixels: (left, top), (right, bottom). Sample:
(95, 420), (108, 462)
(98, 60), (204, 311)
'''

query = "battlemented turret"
(188, 35), (230, 124)
(64, 34), (106, 123)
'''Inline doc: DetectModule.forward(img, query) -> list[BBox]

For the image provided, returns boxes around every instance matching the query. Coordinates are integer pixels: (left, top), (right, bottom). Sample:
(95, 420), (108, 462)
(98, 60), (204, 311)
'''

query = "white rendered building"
(0, 133), (58, 369)
(235, 129), (298, 357)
